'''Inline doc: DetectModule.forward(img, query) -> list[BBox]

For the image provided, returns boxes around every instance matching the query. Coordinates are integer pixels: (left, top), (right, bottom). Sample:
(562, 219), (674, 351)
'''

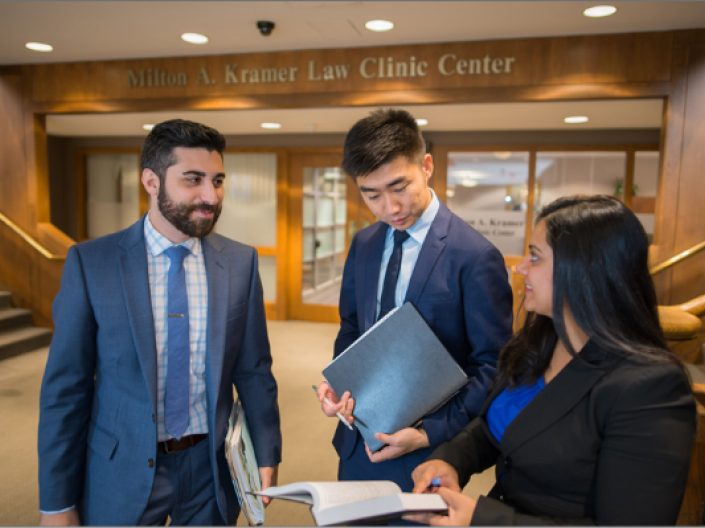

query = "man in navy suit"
(38, 119), (281, 525)
(317, 109), (513, 491)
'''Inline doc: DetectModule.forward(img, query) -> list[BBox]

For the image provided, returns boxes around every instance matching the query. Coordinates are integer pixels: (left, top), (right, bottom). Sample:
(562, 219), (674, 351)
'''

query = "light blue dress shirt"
(375, 189), (440, 319)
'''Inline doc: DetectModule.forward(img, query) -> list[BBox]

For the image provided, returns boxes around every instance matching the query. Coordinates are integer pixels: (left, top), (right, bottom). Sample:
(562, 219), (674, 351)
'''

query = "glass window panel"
(335, 196), (347, 225)
(335, 226), (346, 253)
(317, 228), (335, 256)
(303, 228), (315, 261)
(317, 197), (335, 226)
(302, 262), (313, 292)
(301, 165), (347, 306)
(303, 167), (315, 193)
(86, 154), (140, 238)
(218, 153), (277, 247)
(303, 196), (315, 228)
(633, 151), (659, 242)
(535, 152), (626, 209)
(258, 256), (276, 302)
(318, 168), (341, 194)
(446, 151), (529, 256)
(317, 256), (334, 286)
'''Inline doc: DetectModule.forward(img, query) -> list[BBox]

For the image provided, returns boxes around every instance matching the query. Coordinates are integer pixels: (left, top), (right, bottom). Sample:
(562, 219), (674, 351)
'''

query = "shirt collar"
(389, 189), (439, 245)
(144, 213), (200, 258)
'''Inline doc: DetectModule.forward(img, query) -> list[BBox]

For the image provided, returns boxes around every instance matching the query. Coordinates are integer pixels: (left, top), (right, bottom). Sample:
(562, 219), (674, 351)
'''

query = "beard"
(157, 185), (222, 238)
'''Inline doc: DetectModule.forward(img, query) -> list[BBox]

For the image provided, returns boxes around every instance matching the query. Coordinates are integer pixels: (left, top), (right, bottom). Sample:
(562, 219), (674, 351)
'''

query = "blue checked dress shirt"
(145, 215), (209, 442)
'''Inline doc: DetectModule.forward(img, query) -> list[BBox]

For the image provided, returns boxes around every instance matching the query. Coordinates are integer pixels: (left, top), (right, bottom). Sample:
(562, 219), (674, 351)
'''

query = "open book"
(225, 399), (265, 525)
(250, 480), (447, 526)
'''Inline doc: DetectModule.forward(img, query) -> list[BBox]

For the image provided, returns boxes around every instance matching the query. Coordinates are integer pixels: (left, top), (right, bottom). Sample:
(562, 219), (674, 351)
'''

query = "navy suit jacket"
(38, 217), (281, 525)
(333, 200), (513, 467)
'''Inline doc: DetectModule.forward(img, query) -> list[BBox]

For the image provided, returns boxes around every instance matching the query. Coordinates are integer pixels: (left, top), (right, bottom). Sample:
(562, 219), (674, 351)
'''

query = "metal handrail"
(650, 240), (705, 276)
(0, 211), (65, 261)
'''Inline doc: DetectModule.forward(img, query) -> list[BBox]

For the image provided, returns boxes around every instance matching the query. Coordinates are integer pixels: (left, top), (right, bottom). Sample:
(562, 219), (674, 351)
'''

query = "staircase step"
(0, 308), (32, 332)
(0, 326), (53, 362)
(0, 292), (11, 310)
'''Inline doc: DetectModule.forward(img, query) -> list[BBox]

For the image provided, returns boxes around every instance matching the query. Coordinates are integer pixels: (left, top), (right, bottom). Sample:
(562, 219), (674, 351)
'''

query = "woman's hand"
(412, 459), (462, 493)
(404, 487), (477, 526)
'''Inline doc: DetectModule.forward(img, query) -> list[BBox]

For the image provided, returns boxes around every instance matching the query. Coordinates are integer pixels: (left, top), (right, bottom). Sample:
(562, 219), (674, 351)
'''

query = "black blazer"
(428, 340), (696, 525)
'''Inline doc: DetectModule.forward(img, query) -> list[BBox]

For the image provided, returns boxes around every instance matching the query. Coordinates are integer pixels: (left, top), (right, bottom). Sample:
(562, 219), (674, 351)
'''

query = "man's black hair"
(140, 119), (226, 182)
(342, 109), (425, 181)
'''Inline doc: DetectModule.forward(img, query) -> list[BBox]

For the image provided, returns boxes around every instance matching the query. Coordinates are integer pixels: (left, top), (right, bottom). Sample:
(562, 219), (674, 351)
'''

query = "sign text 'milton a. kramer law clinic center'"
(127, 53), (517, 88)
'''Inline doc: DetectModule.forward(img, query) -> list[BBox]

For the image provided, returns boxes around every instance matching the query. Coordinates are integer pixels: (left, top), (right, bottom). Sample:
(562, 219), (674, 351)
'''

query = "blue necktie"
(164, 245), (190, 440)
(378, 230), (410, 321)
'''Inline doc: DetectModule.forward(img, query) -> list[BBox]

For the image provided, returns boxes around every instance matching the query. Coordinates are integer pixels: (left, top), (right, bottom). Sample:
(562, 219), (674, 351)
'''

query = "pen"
(430, 478), (441, 487)
(312, 384), (354, 431)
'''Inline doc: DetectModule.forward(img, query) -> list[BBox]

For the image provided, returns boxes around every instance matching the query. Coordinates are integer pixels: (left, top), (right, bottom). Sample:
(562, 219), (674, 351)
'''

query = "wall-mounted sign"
(126, 54), (517, 89)
(29, 32), (672, 105)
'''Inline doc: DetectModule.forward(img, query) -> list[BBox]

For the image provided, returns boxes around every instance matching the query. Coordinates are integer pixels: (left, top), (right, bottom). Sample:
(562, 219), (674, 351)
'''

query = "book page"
(310, 481), (401, 511)
(314, 493), (447, 526)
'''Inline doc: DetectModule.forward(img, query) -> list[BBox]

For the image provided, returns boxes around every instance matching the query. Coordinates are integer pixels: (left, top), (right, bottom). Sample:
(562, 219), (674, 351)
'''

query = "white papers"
(225, 400), (265, 526)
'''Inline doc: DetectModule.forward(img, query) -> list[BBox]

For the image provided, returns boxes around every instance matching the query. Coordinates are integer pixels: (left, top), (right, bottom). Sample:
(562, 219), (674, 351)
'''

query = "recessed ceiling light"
(261, 123), (281, 130)
(181, 33), (209, 45)
(365, 20), (394, 32)
(583, 5), (617, 18)
(415, 118), (428, 127)
(460, 180), (478, 188)
(564, 116), (589, 124)
(143, 124), (155, 131)
(25, 42), (53, 52)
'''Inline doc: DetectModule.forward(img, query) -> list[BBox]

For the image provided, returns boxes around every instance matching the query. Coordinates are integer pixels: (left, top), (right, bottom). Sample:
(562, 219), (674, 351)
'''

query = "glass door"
(288, 152), (346, 322)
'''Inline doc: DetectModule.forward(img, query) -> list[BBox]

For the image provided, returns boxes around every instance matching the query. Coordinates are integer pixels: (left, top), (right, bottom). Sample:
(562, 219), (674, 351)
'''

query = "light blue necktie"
(164, 245), (190, 440)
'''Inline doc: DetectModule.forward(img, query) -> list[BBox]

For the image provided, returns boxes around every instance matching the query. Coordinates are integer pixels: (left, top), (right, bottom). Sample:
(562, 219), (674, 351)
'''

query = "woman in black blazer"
(409, 195), (696, 525)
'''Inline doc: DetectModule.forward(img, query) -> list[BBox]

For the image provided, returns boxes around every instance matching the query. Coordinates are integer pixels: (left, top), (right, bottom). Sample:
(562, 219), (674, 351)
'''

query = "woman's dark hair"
(342, 108), (425, 181)
(140, 119), (226, 183)
(499, 195), (682, 387)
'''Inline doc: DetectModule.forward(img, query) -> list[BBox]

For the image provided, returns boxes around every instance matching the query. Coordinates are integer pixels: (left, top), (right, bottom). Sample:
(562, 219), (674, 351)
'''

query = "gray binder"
(323, 302), (469, 453)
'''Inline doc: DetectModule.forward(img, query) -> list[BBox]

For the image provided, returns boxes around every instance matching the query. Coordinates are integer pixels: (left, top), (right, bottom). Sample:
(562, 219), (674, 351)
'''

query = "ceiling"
(46, 100), (665, 136)
(3, 1), (703, 136)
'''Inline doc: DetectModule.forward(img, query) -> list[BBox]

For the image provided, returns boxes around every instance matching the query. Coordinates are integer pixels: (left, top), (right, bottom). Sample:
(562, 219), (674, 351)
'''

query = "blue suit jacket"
(333, 201), (513, 469)
(38, 217), (281, 525)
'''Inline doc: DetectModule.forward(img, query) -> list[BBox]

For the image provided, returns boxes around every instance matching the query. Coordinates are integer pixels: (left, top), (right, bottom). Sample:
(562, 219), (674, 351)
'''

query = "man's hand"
(403, 487), (476, 526)
(364, 427), (430, 463)
(259, 466), (279, 507)
(39, 510), (80, 526)
(316, 381), (355, 424)
(411, 459), (461, 493)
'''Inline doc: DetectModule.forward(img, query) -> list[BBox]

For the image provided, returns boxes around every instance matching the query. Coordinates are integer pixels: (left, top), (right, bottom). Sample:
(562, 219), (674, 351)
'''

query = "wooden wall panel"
(0, 73), (30, 232)
(28, 32), (674, 108)
(670, 41), (705, 306)
(654, 33), (705, 310)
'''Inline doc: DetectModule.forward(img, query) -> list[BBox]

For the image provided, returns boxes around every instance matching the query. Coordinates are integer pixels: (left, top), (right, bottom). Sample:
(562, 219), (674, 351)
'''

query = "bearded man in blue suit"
(317, 109), (513, 492)
(38, 119), (281, 525)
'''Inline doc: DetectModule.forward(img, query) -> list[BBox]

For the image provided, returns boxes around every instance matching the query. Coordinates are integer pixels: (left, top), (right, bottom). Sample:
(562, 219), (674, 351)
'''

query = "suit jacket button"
(148, 459), (154, 468)
(504, 457), (512, 470)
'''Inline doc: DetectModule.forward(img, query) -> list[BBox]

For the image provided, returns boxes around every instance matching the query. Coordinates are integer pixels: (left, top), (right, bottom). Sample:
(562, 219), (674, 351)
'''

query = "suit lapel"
(501, 341), (613, 454)
(202, 235), (228, 421)
(361, 223), (388, 332)
(405, 201), (450, 305)
(119, 218), (158, 413)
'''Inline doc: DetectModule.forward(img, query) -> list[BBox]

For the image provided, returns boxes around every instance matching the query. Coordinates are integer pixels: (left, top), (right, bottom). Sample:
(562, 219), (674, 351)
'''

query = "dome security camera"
(257, 21), (275, 36)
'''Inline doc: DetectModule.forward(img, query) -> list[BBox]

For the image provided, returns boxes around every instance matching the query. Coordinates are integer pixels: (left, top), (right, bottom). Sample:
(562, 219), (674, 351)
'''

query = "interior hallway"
(0, 320), (494, 526)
